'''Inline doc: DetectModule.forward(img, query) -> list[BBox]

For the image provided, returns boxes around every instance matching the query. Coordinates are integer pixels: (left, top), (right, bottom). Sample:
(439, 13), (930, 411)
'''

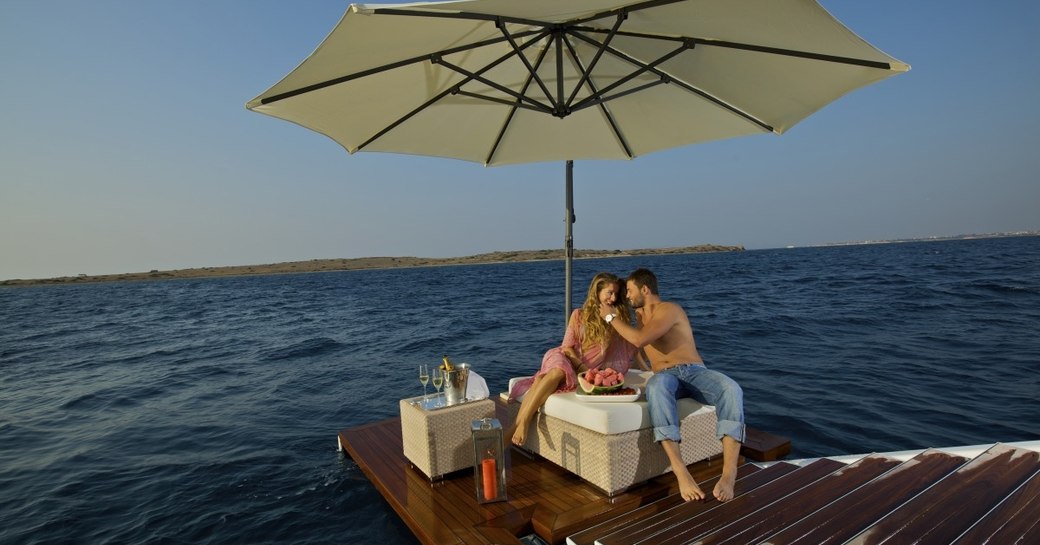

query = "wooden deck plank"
(567, 465), (763, 545)
(741, 427), (792, 462)
(342, 413), (1036, 545)
(635, 458), (847, 545)
(595, 461), (802, 545)
(341, 424), (460, 545)
(699, 454), (903, 545)
(763, 449), (968, 545)
(951, 466), (1040, 544)
(530, 470), (679, 544)
(535, 475), (678, 544)
(342, 421), (500, 545)
(844, 444), (1040, 545)
(340, 414), (776, 545)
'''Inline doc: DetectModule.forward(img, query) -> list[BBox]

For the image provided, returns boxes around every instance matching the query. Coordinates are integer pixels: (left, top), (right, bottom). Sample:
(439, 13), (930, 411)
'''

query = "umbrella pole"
(565, 160), (574, 326)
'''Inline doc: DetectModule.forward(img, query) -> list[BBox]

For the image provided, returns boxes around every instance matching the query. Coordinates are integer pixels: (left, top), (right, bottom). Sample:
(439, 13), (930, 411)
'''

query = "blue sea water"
(1, 236), (1038, 545)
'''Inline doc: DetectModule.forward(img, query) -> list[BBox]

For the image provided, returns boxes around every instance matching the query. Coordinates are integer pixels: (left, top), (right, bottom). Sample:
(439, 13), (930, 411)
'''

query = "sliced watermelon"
(578, 373), (625, 395)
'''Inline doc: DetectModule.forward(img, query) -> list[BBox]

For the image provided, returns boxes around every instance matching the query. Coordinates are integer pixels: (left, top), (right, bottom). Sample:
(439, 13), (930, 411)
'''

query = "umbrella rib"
(370, 7), (552, 29)
(485, 41), (554, 165)
(568, 33), (690, 112)
(565, 13), (627, 108)
(693, 36), (898, 70)
(435, 57), (554, 114)
(569, 31), (774, 133)
(356, 88), (456, 152)
(555, 31), (565, 113)
(565, 0), (689, 27)
(497, 21), (557, 109)
(560, 33), (633, 158)
(667, 76), (773, 133)
(575, 27), (898, 70)
(370, 0), (688, 29)
(572, 79), (669, 114)
(258, 29), (542, 105)
(452, 89), (550, 113)
(356, 35), (552, 152)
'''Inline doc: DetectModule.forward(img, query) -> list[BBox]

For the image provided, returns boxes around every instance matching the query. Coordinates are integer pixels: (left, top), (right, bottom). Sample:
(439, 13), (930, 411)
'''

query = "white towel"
(466, 370), (489, 400)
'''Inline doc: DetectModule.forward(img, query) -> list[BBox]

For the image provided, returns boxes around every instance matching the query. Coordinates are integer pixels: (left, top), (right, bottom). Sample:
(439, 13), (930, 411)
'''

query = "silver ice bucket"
(443, 363), (470, 406)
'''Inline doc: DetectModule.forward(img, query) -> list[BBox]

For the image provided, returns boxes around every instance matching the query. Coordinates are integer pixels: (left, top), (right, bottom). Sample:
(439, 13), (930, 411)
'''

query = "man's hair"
(627, 268), (659, 295)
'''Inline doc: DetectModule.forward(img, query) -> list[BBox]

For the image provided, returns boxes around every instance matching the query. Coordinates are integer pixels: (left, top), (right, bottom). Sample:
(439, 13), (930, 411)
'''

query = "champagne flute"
(418, 364), (430, 402)
(431, 367), (444, 406)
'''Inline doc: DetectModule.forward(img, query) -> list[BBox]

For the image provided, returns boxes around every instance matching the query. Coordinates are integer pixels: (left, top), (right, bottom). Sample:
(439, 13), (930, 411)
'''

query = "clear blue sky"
(2, 1), (1038, 280)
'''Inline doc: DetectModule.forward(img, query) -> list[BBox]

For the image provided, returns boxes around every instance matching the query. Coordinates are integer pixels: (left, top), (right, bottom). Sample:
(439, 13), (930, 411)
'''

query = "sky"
(1, 1), (1038, 281)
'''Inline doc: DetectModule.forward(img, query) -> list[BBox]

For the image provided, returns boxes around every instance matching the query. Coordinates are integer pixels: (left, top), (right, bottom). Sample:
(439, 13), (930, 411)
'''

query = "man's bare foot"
(676, 469), (705, 501)
(713, 471), (736, 501)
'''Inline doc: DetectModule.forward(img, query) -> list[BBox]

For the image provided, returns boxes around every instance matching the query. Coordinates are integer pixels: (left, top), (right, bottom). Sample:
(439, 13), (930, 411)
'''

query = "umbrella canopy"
(248, 0), (907, 164)
(247, 0), (908, 316)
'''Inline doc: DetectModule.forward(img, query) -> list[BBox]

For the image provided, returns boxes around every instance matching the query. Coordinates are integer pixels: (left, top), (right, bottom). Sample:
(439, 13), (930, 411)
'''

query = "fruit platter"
(575, 368), (641, 402)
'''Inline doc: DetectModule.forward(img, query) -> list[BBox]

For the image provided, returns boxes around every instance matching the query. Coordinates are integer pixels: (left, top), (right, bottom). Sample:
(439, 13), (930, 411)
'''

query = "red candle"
(481, 458), (497, 500)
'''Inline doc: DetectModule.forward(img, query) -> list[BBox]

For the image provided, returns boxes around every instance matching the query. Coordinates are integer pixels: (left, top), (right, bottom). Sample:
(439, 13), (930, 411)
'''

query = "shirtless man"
(600, 268), (745, 502)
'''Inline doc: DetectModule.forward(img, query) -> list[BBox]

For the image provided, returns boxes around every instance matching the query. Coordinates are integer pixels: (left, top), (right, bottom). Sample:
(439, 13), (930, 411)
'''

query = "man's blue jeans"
(646, 363), (745, 443)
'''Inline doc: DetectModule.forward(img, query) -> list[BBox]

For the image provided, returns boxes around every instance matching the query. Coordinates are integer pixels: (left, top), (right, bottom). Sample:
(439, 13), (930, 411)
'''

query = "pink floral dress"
(509, 309), (637, 399)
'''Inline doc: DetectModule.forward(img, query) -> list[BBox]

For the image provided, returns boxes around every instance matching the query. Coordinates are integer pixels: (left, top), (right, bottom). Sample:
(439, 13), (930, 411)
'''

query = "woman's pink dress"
(509, 308), (637, 399)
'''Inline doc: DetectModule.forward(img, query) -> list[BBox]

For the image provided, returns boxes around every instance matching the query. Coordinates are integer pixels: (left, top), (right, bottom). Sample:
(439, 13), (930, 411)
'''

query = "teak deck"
(338, 401), (1039, 545)
(337, 401), (787, 545)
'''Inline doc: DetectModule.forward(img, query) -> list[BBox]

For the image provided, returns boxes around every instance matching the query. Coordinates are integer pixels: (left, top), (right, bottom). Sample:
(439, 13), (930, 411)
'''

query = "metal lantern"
(471, 418), (506, 503)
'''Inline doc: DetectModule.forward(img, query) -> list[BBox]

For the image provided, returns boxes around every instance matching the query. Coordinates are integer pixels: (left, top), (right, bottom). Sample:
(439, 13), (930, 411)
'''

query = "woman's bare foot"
(676, 469), (705, 502)
(511, 421), (528, 446)
(713, 471), (736, 501)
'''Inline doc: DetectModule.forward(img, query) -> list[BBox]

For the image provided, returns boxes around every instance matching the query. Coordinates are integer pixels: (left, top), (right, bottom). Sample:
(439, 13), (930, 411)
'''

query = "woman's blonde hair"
(577, 272), (631, 353)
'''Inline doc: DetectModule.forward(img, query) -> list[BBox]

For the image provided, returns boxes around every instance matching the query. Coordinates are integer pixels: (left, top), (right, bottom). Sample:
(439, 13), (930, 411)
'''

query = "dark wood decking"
(338, 399), (786, 545)
(578, 444), (1039, 545)
(338, 405), (1038, 545)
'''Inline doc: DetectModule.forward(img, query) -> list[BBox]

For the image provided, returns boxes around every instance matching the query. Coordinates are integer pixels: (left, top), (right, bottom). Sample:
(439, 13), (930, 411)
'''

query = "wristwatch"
(604, 313), (616, 324)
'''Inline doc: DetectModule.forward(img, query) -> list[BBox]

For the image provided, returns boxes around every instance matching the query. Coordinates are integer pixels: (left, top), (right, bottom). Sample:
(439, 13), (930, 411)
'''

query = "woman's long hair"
(578, 272), (631, 353)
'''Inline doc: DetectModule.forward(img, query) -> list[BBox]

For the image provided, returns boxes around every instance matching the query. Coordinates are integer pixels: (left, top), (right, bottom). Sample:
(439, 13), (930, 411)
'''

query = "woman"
(508, 272), (645, 446)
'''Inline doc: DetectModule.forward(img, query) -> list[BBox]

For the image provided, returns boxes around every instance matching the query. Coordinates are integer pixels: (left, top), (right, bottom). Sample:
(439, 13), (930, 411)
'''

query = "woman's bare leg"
(512, 368), (565, 446)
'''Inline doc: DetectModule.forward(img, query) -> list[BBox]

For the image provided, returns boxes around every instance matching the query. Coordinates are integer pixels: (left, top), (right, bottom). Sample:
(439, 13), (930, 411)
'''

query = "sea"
(1, 236), (1038, 545)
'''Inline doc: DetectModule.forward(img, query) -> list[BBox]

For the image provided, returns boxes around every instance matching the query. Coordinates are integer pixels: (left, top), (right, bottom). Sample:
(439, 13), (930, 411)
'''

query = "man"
(600, 268), (745, 502)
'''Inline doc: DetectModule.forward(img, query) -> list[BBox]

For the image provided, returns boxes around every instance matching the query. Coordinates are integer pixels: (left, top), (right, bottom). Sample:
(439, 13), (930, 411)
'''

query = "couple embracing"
(508, 268), (745, 502)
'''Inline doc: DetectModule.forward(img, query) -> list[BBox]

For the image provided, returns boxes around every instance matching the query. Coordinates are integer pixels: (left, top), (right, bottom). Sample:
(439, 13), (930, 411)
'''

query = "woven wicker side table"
(400, 397), (495, 480)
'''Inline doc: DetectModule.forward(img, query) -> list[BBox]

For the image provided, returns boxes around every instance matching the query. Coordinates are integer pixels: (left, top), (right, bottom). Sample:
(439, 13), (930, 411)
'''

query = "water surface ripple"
(1, 237), (1038, 544)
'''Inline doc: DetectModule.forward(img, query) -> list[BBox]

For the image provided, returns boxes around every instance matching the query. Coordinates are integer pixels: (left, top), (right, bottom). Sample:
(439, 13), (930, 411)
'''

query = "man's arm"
(604, 303), (679, 348)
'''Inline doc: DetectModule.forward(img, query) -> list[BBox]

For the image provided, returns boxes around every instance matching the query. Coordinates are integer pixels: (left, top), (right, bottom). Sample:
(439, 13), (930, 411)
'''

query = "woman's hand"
(563, 347), (583, 371)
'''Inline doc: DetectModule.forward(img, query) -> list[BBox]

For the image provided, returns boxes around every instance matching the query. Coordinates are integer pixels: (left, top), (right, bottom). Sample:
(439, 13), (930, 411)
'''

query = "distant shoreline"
(0, 245), (744, 287)
(811, 231), (1038, 247)
(6, 231), (1036, 287)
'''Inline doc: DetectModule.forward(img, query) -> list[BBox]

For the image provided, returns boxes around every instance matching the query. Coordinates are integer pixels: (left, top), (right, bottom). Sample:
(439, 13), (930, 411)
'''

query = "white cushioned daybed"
(506, 371), (723, 495)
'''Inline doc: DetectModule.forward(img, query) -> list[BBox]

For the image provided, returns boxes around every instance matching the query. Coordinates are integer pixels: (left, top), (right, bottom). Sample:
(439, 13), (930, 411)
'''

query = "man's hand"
(599, 302), (617, 320)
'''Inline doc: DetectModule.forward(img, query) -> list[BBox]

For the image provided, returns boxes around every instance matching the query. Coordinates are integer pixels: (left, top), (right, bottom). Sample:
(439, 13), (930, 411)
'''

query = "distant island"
(8, 231), (1036, 287)
(1, 244), (743, 287)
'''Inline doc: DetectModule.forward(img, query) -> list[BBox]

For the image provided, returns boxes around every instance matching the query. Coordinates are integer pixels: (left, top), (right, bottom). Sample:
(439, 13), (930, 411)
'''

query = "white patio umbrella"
(247, 0), (908, 322)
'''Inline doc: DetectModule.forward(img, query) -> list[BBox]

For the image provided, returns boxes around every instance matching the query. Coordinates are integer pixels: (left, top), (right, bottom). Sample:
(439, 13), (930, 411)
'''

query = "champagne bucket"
(443, 363), (470, 406)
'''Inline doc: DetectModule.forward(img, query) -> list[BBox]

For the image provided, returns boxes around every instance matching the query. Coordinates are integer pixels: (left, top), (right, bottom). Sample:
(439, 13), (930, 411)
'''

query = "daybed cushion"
(509, 371), (714, 435)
